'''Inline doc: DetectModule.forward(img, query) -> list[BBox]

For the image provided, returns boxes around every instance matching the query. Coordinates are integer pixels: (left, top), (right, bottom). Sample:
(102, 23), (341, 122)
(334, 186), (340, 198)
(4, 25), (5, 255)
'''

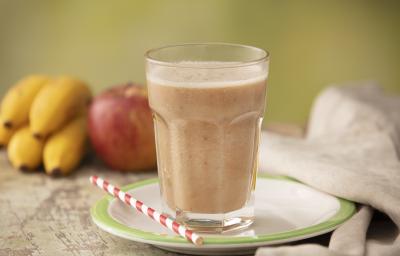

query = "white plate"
(91, 174), (355, 255)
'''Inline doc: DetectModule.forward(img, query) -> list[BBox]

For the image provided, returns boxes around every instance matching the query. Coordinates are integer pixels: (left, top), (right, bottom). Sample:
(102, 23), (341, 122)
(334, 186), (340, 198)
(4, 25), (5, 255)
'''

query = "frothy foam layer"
(147, 61), (268, 88)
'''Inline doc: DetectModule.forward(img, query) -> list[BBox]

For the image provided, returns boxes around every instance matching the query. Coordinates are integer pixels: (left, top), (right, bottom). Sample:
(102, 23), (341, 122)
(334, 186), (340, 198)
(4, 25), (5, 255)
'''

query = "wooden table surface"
(0, 152), (176, 256)
(1, 125), (326, 256)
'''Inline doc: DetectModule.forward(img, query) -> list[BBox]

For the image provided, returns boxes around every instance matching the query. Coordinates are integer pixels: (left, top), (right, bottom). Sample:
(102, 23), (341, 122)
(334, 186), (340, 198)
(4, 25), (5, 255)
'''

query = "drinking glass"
(145, 43), (269, 232)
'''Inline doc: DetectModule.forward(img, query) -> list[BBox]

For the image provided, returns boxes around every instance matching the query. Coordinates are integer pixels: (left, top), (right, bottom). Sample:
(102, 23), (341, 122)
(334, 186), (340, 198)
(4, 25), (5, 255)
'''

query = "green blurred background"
(1, 0), (399, 125)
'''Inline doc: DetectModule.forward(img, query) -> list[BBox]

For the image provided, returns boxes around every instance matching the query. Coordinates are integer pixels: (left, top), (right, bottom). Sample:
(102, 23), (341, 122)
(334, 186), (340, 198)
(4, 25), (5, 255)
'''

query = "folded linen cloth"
(257, 83), (400, 256)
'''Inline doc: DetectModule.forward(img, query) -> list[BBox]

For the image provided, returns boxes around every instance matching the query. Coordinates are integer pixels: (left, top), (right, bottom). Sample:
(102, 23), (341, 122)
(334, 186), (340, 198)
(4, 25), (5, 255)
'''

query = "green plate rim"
(91, 173), (356, 245)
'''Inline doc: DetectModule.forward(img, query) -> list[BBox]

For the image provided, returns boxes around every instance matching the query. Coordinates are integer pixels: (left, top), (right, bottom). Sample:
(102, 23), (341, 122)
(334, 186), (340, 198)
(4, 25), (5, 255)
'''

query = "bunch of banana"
(0, 75), (92, 176)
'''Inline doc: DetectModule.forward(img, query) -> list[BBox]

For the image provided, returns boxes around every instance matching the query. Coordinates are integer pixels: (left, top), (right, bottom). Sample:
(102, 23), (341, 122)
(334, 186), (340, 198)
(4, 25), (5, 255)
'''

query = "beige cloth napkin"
(257, 83), (400, 256)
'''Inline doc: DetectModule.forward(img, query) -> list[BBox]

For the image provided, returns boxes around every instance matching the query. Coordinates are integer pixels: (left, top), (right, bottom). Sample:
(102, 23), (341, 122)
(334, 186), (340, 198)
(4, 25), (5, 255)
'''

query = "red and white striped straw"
(90, 176), (203, 246)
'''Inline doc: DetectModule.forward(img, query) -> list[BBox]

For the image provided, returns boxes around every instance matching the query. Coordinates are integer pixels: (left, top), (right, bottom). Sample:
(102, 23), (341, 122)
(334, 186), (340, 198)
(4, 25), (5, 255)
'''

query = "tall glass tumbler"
(145, 43), (269, 232)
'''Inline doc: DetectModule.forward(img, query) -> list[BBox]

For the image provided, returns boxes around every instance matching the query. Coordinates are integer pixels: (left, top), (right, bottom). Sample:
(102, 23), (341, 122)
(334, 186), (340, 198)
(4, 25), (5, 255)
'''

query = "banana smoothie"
(147, 62), (267, 214)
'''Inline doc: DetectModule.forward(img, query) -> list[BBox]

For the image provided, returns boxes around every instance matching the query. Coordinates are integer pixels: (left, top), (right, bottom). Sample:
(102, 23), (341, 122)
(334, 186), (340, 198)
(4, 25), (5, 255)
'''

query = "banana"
(0, 75), (49, 129)
(30, 77), (92, 139)
(43, 116), (87, 176)
(0, 125), (16, 147)
(8, 126), (45, 171)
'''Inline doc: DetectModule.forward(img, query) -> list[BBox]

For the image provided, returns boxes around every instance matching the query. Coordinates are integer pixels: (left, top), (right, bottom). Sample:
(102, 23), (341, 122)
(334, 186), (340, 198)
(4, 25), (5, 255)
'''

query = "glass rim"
(145, 42), (269, 69)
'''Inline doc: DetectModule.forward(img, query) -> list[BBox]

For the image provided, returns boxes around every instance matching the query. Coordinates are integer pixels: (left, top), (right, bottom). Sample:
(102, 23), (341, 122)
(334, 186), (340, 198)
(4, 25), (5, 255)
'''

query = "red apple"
(88, 83), (156, 171)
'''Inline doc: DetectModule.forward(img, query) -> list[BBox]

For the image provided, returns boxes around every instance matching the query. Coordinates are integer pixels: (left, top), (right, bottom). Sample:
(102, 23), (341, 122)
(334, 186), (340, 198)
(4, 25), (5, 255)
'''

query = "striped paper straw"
(90, 176), (203, 246)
